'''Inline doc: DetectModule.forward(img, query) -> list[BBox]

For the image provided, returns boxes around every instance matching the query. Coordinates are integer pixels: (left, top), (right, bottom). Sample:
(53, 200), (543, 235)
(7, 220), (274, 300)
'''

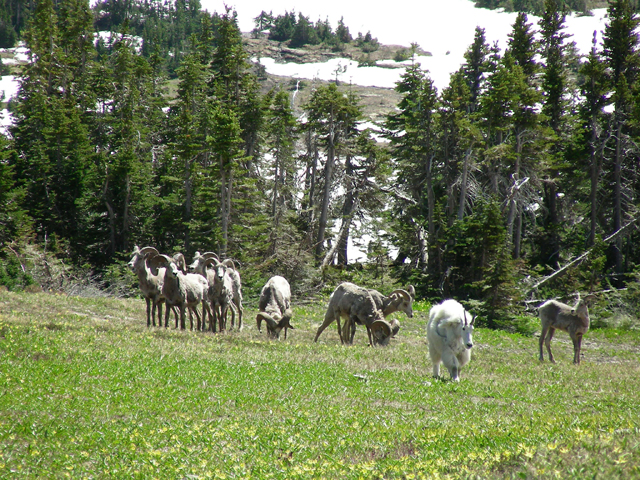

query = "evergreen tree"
(385, 62), (438, 273)
(602, 0), (640, 282)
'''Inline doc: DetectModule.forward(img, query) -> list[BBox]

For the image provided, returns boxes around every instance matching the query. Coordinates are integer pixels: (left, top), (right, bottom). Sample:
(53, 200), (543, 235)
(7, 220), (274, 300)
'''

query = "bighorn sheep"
(427, 299), (476, 381)
(344, 285), (415, 344)
(313, 282), (386, 346)
(128, 246), (166, 327)
(256, 276), (294, 339)
(150, 253), (210, 330)
(204, 257), (238, 332)
(222, 259), (244, 330)
(539, 294), (592, 365)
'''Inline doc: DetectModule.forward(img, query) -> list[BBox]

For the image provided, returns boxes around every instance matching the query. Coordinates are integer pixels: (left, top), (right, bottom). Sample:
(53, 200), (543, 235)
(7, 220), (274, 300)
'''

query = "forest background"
(1, 0), (640, 331)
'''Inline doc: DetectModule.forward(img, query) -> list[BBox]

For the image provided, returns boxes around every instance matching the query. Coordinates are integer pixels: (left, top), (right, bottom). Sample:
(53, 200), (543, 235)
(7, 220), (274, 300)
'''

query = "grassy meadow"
(1, 290), (639, 479)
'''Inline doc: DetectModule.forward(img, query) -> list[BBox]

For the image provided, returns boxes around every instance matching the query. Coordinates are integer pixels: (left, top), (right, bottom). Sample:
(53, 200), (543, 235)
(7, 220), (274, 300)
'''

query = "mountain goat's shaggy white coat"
(427, 299), (476, 381)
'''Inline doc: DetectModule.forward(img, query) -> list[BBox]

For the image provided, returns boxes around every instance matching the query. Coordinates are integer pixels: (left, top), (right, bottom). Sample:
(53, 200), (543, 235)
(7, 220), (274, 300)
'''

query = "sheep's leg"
(180, 305), (186, 330)
(145, 297), (152, 327)
(164, 303), (171, 328)
(336, 316), (346, 345)
(313, 313), (335, 342)
(192, 305), (202, 331)
(539, 323), (551, 361)
(236, 301), (243, 330)
(349, 321), (357, 344)
(157, 301), (163, 328)
(365, 325), (374, 347)
(545, 327), (556, 363)
(572, 332), (583, 365)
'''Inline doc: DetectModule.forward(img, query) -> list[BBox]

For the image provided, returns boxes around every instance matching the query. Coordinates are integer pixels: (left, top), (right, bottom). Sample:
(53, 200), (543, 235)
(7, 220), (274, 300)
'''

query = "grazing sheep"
(313, 282), (386, 346)
(256, 275), (294, 339)
(222, 259), (244, 330)
(151, 254), (210, 330)
(345, 285), (415, 344)
(128, 246), (166, 327)
(539, 294), (592, 365)
(427, 299), (476, 382)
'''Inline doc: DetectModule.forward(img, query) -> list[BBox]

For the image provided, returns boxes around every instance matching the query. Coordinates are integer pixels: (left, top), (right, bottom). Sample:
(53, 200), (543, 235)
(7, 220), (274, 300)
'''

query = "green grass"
(1, 291), (639, 479)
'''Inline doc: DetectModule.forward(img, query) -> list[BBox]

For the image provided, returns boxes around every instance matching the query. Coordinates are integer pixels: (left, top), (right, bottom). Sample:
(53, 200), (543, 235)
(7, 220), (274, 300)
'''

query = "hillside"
(244, 34), (427, 122)
(1, 290), (640, 478)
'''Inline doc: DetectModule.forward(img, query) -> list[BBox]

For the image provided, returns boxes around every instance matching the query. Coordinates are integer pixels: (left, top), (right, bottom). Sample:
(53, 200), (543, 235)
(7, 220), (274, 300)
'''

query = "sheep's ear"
(407, 285), (416, 299)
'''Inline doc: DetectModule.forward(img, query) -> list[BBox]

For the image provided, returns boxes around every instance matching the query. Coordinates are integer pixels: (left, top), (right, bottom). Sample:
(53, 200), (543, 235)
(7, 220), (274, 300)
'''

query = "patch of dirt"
(245, 34), (415, 123)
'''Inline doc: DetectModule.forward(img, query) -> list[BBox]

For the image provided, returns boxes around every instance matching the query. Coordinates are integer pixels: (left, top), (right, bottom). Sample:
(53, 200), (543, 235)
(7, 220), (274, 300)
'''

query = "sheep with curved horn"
(256, 275), (294, 339)
(222, 259), (244, 330)
(344, 285), (415, 344)
(128, 245), (175, 327)
(150, 253), (210, 330)
(314, 282), (386, 347)
(202, 256), (237, 332)
(189, 251), (219, 331)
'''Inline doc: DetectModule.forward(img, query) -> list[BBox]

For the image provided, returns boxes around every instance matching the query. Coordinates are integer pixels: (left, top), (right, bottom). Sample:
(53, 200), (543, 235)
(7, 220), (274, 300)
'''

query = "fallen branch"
(526, 217), (640, 294)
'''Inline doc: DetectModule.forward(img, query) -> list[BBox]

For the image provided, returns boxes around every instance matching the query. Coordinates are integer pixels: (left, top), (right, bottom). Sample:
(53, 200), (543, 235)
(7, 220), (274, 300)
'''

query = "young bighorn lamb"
(313, 282), (386, 346)
(427, 299), (476, 382)
(539, 294), (592, 365)
(151, 254), (210, 330)
(344, 285), (415, 344)
(256, 276), (294, 339)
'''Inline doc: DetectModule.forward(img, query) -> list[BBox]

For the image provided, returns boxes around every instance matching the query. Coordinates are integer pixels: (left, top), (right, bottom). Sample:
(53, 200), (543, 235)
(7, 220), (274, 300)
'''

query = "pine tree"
(385, 61), (438, 271)
(602, 0), (640, 282)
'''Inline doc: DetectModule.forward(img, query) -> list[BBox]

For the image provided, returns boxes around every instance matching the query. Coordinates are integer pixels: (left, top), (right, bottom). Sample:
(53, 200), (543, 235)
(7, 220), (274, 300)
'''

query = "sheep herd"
(128, 246), (593, 382)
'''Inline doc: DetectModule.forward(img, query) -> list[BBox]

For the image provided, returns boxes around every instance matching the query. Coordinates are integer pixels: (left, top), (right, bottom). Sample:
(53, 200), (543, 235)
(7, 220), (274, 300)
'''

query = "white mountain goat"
(427, 299), (476, 381)
(256, 275), (294, 339)
(538, 293), (592, 365)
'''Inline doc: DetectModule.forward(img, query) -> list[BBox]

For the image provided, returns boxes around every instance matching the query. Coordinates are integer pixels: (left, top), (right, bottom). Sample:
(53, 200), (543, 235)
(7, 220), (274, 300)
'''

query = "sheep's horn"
(256, 312), (278, 329)
(149, 253), (172, 268)
(390, 319), (400, 337)
(222, 259), (236, 270)
(203, 256), (221, 267)
(470, 314), (477, 326)
(202, 252), (219, 260)
(370, 319), (392, 345)
(391, 289), (411, 301)
(139, 246), (159, 257)
(172, 253), (186, 271)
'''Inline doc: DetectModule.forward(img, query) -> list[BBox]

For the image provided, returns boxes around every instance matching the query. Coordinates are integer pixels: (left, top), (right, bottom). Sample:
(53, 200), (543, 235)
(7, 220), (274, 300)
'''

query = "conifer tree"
(385, 61), (438, 271)
(602, 0), (640, 281)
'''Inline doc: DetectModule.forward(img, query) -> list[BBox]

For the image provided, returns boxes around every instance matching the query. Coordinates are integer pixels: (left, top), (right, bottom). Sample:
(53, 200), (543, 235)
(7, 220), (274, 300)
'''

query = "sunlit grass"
(1, 290), (639, 478)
